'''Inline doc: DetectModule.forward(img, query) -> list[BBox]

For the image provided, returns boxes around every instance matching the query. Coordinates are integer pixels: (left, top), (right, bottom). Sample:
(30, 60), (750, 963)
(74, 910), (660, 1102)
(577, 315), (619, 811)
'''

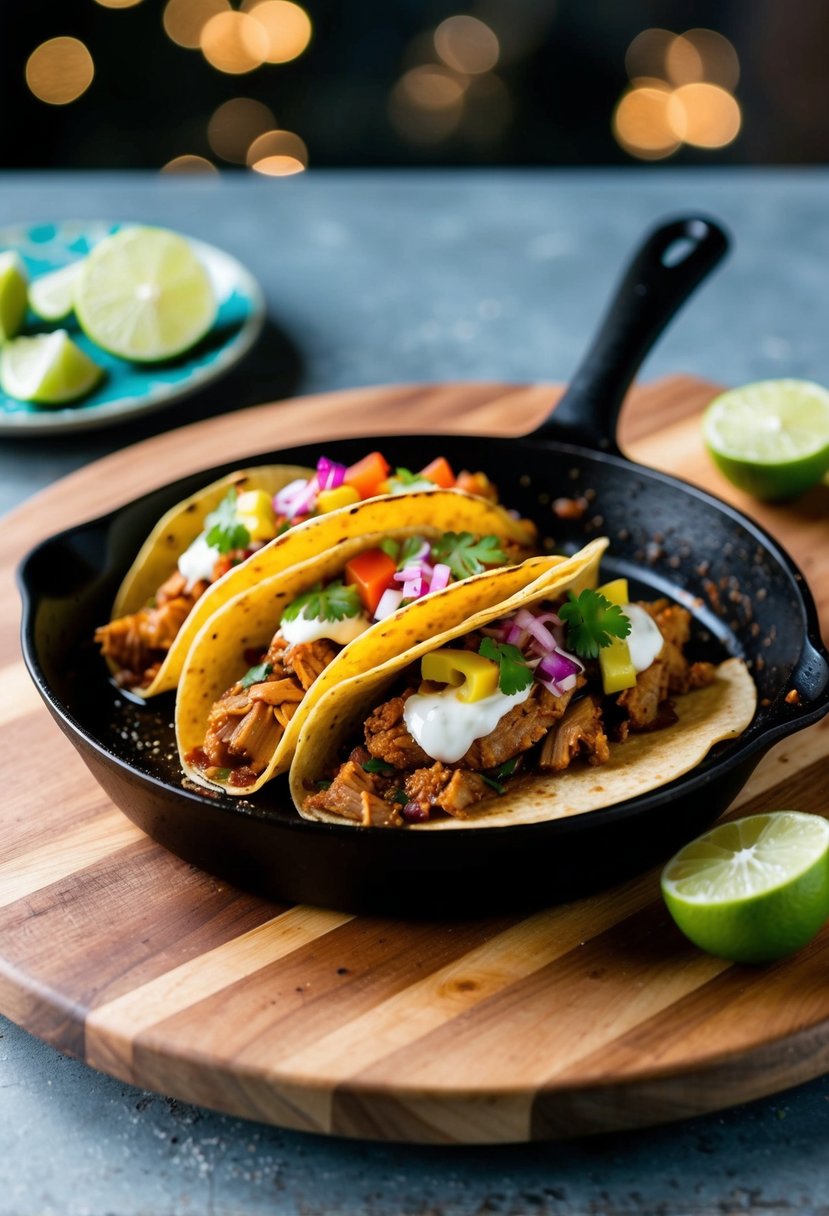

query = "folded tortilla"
(289, 541), (757, 829)
(104, 473), (535, 699)
(176, 507), (563, 795)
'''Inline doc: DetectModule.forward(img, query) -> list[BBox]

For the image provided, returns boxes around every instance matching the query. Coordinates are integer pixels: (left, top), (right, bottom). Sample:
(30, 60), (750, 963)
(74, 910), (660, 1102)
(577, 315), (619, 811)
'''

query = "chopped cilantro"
(240, 661), (272, 689)
(397, 535), (429, 568)
(316, 779), (332, 791)
(478, 637), (534, 696)
(362, 757), (396, 775)
(559, 589), (631, 659)
(281, 580), (362, 624)
(386, 467), (434, 493)
(480, 774), (507, 795)
(214, 767), (231, 781)
(380, 538), (400, 561)
(432, 532), (508, 580)
(391, 788), (409, 804)
(491, 757), (519, 780)
(204, 489), (251, 555)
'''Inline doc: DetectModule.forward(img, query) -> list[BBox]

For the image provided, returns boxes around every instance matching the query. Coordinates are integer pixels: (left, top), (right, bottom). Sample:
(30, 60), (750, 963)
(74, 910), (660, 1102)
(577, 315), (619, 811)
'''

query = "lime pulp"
(29, 261), (82, 322)
(0, 330), (105, 405)
(0, 251), (28, 342)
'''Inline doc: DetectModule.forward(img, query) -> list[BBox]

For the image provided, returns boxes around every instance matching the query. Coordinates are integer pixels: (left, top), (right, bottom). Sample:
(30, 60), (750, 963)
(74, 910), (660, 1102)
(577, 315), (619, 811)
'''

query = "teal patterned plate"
(0, 220), (265, 436)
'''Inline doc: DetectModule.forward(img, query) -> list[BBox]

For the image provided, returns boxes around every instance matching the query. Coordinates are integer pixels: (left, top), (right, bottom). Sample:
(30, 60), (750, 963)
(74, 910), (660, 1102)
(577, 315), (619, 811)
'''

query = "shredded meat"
(538, 695), (610, 771)
(364, 692), (433, 769)
(434, 769), (490, 817)
(305, 761), (402, 827)
(464, 683), (579, 770)
(283, 640), (340, 690)
(616, 602), (715, 732)
(94, 582), (205, 690)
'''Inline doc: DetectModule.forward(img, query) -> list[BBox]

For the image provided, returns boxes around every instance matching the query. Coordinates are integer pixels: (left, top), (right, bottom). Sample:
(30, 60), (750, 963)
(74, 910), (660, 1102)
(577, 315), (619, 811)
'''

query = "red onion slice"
(429, 563), (451, 592)
(374, 587), (405, 620)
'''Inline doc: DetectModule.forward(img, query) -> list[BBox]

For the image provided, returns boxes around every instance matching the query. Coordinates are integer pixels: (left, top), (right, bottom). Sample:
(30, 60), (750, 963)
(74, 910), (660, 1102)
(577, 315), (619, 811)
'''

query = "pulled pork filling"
(304, 599), (716, 828)
(95, 548), (252, 690)
(185, 635), (340, 786)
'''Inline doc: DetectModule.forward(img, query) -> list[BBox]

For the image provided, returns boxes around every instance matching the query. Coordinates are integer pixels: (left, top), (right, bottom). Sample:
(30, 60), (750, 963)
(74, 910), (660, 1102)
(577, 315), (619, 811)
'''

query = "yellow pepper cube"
(421, 649), (500, 703)
(597, 578), (636, 692)
(236, 489), (277, 542)
(316, 485), (361, 513)
(597, 577), (629, 606)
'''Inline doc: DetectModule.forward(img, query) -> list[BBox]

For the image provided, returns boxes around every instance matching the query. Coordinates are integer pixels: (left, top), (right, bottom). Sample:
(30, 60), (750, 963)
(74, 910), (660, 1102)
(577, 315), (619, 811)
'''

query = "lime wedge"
(702, 379), (829, 500)
(0, 251), (29, 341)
(0, 330), (105, 406)
(661, 811), (829, 963)
(74, 227), (216, 362)
(29, 261), (82, 322)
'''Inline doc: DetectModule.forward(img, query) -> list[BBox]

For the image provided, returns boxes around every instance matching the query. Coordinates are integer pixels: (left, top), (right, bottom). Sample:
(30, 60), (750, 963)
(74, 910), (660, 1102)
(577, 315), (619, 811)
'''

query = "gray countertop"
(2, 169), (829, 1215)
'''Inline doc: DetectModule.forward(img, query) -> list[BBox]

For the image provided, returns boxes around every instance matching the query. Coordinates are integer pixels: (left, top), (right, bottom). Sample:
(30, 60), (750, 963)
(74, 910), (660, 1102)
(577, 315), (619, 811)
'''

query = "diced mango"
(597, 578), (636, 692)
(421, 649), (499, 703)
(317, 485), (361, 513)
(236, 489), (277, 542)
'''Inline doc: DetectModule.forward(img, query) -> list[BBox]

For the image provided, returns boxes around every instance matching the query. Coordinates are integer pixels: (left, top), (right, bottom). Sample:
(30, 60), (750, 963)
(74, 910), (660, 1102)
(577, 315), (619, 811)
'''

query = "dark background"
(3, 0), (829, 171)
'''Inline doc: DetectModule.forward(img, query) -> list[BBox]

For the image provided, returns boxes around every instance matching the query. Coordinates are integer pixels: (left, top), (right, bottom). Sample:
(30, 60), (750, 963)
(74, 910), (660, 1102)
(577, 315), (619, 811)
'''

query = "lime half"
(661, 811), (829, 963)
(0, 330), (105, 405)
(0, 251), (28, 341)
(702, 379), (829, 500)
(29, 261), (82, 322)
(74, 227), (216, 362)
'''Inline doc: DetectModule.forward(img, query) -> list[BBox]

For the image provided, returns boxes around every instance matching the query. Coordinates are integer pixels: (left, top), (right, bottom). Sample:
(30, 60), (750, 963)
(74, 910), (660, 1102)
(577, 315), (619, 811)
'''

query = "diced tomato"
(343, 451), (391, 499)
(455, 469), (498, 501)
(344, 548), (398, 615)
(419, 456), (455, 489)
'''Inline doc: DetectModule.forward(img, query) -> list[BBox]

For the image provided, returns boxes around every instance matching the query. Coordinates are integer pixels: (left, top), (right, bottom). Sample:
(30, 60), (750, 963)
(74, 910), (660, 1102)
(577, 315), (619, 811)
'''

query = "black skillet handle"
(534, 216), (730, 454)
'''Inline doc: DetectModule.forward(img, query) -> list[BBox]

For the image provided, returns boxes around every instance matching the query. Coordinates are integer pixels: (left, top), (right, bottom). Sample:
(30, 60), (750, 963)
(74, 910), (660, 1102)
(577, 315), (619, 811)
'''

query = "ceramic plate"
(0, 220), (266, 436)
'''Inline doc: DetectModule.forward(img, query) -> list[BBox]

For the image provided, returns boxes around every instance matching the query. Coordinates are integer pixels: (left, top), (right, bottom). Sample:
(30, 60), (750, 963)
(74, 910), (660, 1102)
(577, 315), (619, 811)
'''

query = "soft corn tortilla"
(177, 534), (600, 797)
(109, 477), (535, 699)
(289, 549), (757, 829)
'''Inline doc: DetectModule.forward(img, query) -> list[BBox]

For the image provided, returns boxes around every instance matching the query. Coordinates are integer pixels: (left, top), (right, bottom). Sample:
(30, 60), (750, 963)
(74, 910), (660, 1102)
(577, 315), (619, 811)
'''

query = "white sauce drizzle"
(403, 684), (532, 764)
(623, 603), (664, 672)
(279, 610), (371, 646)
(178, 532), (221, 590)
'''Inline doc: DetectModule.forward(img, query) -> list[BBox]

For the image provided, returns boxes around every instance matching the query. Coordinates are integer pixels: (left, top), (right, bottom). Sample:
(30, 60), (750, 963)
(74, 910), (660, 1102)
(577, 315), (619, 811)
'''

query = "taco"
(95, 449), (522, 697)
(176, 523), (575, 796)
(289, 541), (757, 828)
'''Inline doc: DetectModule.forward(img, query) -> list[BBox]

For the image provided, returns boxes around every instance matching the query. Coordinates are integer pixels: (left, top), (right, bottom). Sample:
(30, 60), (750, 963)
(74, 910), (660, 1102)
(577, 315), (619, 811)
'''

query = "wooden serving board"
(1, 377), (828, 1145)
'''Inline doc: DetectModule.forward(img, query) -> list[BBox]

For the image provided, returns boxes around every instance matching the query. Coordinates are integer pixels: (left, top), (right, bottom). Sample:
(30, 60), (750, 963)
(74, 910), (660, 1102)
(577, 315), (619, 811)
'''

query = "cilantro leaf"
(432, 532), (508, 581)
(386, 467), (435, 494)
(391, 788), (409, 804)
(380, 538), (400, 561)
(478, 637), (534, 695)
(480, 774), (507, 795)
(398, 535), (429, 568)
(362, 757), (396, 775)
(558, 589), (631, 659)
(281, 580), (362, 624)
(240, 661), (272, 689)
(204, 489), (251, 555)
(491, 757), (519, 780)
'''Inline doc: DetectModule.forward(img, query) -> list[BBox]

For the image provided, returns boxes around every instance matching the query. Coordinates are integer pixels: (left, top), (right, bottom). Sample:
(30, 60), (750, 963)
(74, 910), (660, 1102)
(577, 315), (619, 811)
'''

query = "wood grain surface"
(1, 377), (828, 1145)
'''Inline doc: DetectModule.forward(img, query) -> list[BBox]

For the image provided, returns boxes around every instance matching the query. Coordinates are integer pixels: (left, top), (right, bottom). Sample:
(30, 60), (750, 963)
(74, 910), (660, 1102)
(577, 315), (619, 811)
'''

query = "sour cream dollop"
(623, 603), (664, 673)
(403, 684), (532, 764)
(178, 532), (221, 590)
(280, 610), (371, 647)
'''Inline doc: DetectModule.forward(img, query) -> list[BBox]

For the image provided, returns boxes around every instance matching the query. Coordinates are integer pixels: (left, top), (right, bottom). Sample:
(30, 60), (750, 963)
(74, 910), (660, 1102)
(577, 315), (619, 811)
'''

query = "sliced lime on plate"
(29, 261), (82, 322)
(702, 379), (829, 500)
(74, 226), (217, 362)
(0, 330), (105, 406)
(0, 251), (28, 341)
(661, 811), (829, 963)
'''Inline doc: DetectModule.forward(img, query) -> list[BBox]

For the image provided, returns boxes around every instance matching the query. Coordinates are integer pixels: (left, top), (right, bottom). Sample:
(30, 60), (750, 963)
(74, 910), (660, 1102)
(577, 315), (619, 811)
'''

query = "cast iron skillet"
(19, 216), (829, 916)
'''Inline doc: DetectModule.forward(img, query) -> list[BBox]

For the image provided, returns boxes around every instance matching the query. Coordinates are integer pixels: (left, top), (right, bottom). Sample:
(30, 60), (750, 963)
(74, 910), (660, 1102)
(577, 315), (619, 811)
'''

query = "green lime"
(29, 261), (82, 322)
(0, 330), (105, 405)
(702, 379), (829, 500)
(74, 226), (216, 362)
(661, 811), (829, 964)
(0, 251), (28, 342)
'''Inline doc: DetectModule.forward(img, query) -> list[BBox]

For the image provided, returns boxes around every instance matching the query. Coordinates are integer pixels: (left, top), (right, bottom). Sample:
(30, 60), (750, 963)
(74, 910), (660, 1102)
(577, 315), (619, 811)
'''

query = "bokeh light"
(434, 16), (499, 75)
(93, 0), (143, 7)
(459, 73), (512, 146)
(389, 65), (466, 144)
(25, 37), (95, 106)
(666, 29), (740, 90)
(240, 0), (312, 64)
(161, 154), (219, 173)
(247, 129), (308, 174)
(163, 0), (230, 49)
(624, 28), (674, 83)
(668, 83), (741, 148)
(200, 10), (268, 73)
(613, 84), (680, 160)
(208, 97), (276, 163)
